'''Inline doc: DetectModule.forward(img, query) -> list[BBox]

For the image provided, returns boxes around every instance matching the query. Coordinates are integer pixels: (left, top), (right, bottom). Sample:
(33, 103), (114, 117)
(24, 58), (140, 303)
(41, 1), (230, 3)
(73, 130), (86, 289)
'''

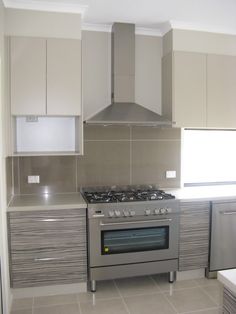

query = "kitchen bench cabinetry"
(10, 36), (82, 116)
(162, 51), (207, 128)
(8, 209), (87, 288)
(179, 201), (210, 271)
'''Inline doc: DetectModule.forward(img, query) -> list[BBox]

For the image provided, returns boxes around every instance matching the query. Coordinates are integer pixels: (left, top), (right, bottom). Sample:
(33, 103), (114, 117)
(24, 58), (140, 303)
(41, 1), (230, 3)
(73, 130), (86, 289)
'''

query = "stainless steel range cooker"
(82, 185), (180, 292)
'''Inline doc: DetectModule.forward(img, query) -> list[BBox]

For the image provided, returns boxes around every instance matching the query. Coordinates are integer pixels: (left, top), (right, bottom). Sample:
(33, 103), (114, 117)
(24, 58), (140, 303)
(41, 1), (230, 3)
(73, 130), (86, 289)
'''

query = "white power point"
(28, 175), (40, 184)
(166, 171), (176, 179)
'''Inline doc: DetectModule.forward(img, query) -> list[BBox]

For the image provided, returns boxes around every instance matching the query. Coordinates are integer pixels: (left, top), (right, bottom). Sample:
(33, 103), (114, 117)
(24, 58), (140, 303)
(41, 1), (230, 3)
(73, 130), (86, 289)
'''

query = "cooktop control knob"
(123, 210), (129, 217)
(108, 211), (115, 217)
(129, 210), (135, 216)
(115, 210), (121, 217)
(145, 209), (151, 216)
(159, 208), (166, 214)
(154, 209), (160, 215)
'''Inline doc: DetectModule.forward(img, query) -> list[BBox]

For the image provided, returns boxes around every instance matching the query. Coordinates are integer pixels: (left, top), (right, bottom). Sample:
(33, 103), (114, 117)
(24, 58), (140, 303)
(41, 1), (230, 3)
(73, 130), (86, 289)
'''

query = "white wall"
(5, 8), (81, 39)
(82, 30), (162, 119)
(0, 1), (12, 313)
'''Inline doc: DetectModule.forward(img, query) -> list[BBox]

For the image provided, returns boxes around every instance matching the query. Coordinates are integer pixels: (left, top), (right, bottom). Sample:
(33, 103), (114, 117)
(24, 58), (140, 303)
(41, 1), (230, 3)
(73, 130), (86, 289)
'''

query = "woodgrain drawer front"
(9, 209), (85, 250)
(8, 209), (87, 288)
(179, 202), (210, 271)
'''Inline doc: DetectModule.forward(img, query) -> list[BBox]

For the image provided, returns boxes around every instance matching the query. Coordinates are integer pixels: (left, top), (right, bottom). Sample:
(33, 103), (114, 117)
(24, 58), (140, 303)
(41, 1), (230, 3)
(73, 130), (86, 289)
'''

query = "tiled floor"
(11, 275), (223, 314)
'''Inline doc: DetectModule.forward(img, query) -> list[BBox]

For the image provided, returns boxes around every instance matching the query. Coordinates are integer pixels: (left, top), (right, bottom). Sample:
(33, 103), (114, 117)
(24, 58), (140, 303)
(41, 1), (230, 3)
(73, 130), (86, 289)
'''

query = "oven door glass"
(101, 226), (169, 255)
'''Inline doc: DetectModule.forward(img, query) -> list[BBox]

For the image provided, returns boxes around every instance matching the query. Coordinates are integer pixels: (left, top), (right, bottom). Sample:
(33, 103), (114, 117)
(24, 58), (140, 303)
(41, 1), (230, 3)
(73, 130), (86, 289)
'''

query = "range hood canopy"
(85, 23), (172, 127)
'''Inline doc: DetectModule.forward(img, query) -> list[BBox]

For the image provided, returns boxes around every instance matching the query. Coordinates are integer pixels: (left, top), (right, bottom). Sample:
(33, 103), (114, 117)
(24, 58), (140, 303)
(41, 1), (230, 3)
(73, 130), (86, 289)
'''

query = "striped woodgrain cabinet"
(179, 201), (210, 271)
(8, 209), (87, 288)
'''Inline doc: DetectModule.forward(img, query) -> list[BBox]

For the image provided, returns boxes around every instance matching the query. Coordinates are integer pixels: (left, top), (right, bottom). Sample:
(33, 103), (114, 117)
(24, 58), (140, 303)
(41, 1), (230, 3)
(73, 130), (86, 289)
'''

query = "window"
(183, 129), (236, 185)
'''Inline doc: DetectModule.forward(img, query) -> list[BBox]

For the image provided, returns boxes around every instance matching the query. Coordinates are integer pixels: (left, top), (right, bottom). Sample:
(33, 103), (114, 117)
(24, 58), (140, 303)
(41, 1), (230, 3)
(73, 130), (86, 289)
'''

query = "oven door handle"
(100, 218), (172, 227)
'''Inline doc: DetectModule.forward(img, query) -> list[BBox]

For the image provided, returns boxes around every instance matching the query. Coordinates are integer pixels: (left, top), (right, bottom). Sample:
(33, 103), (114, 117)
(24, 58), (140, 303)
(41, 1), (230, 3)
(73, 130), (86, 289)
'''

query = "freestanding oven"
(83, 185), (180, 292)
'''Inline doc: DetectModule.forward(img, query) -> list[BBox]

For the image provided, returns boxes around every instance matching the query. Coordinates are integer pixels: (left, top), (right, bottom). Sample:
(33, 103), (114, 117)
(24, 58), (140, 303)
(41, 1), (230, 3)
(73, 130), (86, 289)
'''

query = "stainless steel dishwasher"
(210, 201), (236, 271)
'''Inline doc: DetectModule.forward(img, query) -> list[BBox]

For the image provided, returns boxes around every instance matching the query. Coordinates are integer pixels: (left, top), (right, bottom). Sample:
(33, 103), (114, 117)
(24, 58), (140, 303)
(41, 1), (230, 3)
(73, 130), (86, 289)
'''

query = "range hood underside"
(85, 102), (172, 126)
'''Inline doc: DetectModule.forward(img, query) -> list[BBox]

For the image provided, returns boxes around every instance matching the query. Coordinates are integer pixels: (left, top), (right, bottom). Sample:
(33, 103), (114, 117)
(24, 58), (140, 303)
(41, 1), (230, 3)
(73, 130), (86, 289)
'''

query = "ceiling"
(3, 0), (236, 35)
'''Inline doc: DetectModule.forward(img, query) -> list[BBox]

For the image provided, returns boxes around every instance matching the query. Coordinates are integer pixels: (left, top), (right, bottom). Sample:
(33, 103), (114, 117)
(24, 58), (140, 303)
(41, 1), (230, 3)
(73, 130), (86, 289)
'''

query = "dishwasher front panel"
(210, 201), (236, 271)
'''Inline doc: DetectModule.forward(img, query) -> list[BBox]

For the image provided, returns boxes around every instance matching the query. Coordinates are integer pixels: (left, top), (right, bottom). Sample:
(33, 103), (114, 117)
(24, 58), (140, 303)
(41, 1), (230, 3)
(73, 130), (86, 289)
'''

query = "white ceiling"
(3, 0), (236, 35)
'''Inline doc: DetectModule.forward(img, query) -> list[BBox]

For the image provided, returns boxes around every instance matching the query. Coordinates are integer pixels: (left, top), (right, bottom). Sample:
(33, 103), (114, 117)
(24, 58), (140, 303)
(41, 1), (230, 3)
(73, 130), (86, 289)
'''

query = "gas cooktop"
(83, 188), (175, 204)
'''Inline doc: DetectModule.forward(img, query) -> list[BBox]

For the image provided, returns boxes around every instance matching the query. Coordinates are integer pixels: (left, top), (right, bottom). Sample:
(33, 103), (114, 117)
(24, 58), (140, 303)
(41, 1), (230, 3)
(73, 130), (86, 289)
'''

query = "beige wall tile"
(84, 125), (130, 140)
(131, 127), (181, 140)
(77, 141), (130, 187)
(131, 140), (181, 188)
(18, 156), (77, 194)
(5, 156), (13, 204)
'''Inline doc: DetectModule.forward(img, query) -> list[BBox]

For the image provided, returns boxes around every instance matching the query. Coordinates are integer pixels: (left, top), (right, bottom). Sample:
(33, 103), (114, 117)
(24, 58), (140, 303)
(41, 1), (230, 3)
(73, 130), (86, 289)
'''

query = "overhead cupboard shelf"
(12, 116), (83, 156)
(8, 36), (83, 156)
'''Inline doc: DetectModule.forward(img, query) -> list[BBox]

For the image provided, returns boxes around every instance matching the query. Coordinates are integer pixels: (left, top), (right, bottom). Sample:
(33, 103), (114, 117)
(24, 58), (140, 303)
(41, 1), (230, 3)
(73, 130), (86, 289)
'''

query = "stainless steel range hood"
(85, 23), (172, 126)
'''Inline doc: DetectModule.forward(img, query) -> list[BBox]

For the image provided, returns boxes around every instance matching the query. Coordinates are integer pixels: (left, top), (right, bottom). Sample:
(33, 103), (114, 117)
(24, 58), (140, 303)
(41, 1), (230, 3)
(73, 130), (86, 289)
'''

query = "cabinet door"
(179, 202), (210, 271)
(173, 52), (207, 128)
(11, 37), (46, 115)
(8, 209), (87, 288)
(207, 54), (236, 128)
(47, 39), (81, 115)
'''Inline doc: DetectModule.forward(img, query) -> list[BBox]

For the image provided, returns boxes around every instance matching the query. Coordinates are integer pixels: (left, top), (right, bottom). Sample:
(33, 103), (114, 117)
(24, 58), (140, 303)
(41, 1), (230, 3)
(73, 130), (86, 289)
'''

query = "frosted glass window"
(16, 117), (76, 152)
(183, 129), (236, 185)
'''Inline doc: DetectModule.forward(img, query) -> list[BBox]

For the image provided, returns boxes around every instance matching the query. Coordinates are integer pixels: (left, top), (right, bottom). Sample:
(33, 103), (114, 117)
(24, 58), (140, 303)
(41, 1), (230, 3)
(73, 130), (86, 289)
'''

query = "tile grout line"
(129, 126), (132, 185)
(32, 296), (34, 314)
(113, 280), (131, 314)
(149, 275), (179, 314)
(180, 306), (220, 314)
(197, 284), (220, 307)
(78, 299), (83, 314)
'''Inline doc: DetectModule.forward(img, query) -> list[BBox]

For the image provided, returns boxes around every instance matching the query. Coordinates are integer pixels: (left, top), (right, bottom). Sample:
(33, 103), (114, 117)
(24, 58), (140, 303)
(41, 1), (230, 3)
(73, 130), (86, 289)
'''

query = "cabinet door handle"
(34, 257), (61, 262)
(220, 211), (236, 215)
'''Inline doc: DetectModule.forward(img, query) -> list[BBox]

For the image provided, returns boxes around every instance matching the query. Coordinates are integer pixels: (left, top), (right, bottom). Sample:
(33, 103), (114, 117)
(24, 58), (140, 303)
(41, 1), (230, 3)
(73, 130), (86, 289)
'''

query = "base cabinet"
(179, 201), (210, 271)
(8, 209), (87, 288)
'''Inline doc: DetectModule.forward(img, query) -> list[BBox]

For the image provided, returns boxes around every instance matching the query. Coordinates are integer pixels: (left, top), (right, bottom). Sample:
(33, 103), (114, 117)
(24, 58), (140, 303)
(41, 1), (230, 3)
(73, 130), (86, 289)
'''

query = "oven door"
(89, 215), (179, 267)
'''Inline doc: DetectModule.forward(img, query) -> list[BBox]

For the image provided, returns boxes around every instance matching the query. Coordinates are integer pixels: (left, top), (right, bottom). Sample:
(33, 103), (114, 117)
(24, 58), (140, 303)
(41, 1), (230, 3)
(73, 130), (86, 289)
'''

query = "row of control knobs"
(108, 208), (171, 218)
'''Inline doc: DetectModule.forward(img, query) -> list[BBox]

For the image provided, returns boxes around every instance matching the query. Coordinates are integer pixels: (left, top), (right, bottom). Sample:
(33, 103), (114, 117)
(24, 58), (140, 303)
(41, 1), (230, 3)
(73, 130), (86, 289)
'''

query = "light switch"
(166, 171), (176, 179)
(28, 175), (40, 184)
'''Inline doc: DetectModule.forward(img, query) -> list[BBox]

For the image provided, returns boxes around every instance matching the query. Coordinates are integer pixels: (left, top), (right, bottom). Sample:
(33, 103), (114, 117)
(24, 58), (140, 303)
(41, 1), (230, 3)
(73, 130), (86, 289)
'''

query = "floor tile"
(11, 310), (32, 314)
(80, 298), (128, 314)
(194, 278), (221, 287)
(124, 293), (177, 314)
(115, 276), (160, 296)
(11, 298), (33, 310)
(152, 273), (198, 291)
(34, 303), (80, 314)
(34, 294), (77, 307)
(78, 280), (120, 302)
(164, 287), (217, 313)
(183, 308), (221, 314)
(202, 284), (223, 305)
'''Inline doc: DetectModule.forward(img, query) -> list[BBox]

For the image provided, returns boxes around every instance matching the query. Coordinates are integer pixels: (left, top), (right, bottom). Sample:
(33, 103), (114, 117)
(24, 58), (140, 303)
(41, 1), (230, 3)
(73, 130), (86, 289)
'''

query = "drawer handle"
(220, 211), (236, 215)
(34, 257), (61, 262)
(37, 219), (64, 222)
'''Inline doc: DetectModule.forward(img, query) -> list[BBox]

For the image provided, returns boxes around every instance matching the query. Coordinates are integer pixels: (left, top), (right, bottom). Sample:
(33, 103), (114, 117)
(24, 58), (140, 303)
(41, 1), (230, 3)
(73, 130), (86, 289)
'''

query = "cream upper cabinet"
(11, 37), (46, 115)
(207, 54), (236, 128)
(162, 51), (207, 128)
(47, 39), (81, 115)
(10, 37), (81, 116)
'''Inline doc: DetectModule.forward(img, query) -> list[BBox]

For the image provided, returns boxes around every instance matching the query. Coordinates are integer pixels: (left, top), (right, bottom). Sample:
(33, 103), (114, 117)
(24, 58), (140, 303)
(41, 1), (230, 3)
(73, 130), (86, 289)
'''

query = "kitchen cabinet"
(162, 51), (207, 128)
(207, 54), (236, 128)
(179, 201), (210, 271)
(10, 37), (46, 116)
(8, 209), (87, 288)
(10, 36), (81, 116)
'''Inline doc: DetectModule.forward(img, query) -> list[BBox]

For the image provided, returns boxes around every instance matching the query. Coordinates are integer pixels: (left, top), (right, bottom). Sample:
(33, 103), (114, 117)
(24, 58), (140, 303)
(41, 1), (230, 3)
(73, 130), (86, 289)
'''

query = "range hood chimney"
(85, 23), (172, 126)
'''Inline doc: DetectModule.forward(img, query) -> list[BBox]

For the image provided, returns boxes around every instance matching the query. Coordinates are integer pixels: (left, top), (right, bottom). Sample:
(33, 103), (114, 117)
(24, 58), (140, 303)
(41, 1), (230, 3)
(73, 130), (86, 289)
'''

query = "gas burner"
(83, 188), (175, 204)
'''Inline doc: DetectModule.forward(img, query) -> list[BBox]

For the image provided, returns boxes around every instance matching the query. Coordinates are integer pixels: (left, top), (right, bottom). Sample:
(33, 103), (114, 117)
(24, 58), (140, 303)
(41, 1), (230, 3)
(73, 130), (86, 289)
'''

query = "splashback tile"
(131, 127), (181, 140)
(77, 141), (130, 187)
(6, 156), (13, 204)
(18, 156), (77, 194)
(131, 140), (181, 188)
(84, 125), (130, 140)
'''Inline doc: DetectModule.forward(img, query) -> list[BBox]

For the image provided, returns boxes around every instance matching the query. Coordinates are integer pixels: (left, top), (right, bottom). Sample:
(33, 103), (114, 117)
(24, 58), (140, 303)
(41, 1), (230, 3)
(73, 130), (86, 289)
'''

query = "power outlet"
(28, 175), (40, 184)
(166, 170), (176, 179)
